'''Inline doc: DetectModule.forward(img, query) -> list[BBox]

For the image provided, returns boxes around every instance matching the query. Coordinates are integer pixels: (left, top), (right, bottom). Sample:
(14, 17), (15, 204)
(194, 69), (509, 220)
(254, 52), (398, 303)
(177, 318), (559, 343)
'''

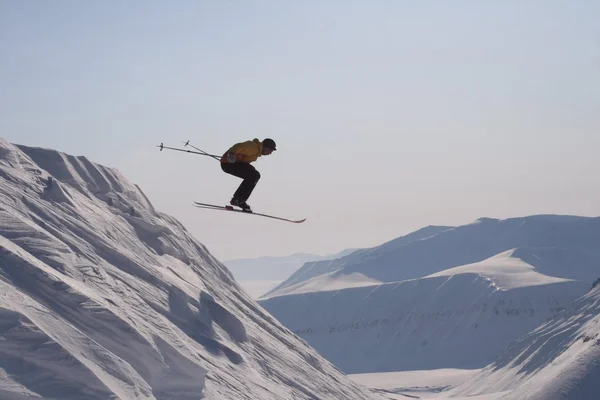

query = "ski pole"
(157, 143), (220, 160)
(184, 140), (221, 161)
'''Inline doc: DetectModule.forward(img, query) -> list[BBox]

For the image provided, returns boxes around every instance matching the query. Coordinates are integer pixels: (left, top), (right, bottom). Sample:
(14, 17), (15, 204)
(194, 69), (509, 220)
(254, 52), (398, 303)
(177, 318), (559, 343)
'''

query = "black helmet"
(263, 138), (276, 150)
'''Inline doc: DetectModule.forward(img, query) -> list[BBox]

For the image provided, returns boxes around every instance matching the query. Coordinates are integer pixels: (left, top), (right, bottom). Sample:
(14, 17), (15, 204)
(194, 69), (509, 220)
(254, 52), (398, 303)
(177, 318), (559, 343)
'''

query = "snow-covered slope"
(451, 282), (600, 400)
(426, 247), (594, 290)
(259, 217), (600, 375)
(0, 138), (383, 400)
(222, 249), (357, 299)
(263, 225), (451, 298)
(259, 272), (588, 374)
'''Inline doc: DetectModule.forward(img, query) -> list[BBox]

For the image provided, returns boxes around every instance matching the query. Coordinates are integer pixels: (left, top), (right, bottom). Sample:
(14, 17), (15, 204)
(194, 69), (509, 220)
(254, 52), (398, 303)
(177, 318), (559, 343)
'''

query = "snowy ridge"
(449, 283), (600, 400)
(265, 216), (600, 298)
(264, 225), (451, 298)
(0, 138), (382, 400)
(426, 247), (588, 290)
(264, 269), (382, 298)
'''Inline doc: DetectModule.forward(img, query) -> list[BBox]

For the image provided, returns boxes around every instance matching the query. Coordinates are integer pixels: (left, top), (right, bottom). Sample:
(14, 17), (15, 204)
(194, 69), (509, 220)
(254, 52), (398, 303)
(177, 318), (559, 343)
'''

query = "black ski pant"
(221, 162), (261, 202)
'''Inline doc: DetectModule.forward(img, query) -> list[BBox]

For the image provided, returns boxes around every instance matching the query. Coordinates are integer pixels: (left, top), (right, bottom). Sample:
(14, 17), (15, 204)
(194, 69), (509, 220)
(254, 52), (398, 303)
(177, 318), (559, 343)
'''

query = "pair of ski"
(193, 202), (306, 224)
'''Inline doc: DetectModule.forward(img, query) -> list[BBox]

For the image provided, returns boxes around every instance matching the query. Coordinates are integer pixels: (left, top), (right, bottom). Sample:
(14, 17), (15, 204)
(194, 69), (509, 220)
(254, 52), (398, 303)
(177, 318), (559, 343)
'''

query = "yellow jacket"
(221, 138), (263, 163)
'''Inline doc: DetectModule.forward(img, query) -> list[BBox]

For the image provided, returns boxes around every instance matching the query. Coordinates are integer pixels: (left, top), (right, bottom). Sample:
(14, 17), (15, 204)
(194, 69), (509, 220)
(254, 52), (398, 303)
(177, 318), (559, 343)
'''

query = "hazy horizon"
(2, 1), (599, 260)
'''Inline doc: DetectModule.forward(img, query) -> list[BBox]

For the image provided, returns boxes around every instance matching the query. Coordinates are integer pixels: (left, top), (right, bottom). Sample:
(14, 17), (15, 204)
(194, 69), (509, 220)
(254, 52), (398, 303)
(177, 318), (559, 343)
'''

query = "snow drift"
(0, 138), (382, 400)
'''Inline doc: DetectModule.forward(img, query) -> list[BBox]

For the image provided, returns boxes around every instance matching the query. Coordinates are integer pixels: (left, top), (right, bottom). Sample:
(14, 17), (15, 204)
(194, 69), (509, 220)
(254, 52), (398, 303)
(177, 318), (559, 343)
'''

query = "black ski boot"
(230, 198), (252, 212)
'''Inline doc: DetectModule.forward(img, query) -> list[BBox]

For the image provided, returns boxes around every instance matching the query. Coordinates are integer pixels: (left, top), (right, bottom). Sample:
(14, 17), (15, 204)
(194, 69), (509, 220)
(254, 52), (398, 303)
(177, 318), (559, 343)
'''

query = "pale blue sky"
(2, 1), (599, 260)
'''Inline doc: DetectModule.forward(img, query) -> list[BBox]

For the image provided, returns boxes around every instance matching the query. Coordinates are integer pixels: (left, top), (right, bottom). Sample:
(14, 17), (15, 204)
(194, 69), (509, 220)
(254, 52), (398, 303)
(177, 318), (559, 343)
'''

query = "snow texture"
(0, 138), (383, 400)
(259, 215), (600, 376)
(450, 283), (600, 400)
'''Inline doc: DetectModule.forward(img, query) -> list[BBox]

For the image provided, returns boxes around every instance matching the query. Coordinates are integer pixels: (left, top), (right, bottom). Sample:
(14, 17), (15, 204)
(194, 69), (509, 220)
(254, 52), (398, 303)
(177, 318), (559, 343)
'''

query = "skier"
(220, 138), (276, 212)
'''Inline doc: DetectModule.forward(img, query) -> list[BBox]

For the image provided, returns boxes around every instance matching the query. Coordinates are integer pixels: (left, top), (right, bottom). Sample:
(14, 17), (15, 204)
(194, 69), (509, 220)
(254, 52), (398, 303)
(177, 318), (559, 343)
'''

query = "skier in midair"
(220, 138), (276, 212)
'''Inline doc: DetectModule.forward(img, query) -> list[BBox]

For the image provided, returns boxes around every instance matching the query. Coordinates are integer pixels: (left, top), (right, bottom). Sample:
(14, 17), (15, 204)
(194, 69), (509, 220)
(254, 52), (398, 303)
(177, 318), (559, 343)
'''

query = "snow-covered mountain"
(450, 282), (600, 400)
(223, 249), (358, 282)
(258, 216), (600, 375)
(0, 138), (383, 400)
(265, 216), (600, 298)
(262, 225), (450, 298)
(222, 249), (357, 299)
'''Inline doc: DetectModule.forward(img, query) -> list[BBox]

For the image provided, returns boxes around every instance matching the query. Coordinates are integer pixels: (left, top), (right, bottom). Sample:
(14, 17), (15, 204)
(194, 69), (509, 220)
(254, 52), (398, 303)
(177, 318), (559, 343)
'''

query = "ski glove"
(226, 152), (237, 163)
